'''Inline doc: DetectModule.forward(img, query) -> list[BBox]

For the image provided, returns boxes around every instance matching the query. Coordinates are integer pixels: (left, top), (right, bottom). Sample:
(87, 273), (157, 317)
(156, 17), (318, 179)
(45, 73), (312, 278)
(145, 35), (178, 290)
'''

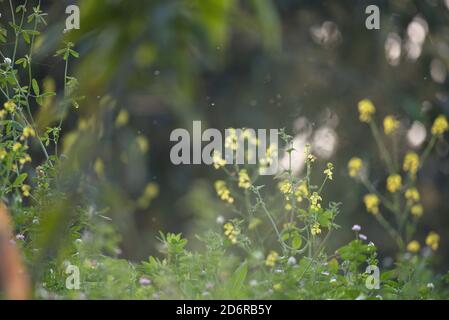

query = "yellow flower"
(431, 115), (448, 136)
(265, 251), (279, 267)
(12, 142), (22, 152)
(238, 169), (251, 189)
(248, 218), (262, 230)
(323, 162), (334, 180)
(0, 148), (7, 160)
(94, 158), (105, 177)
(225, 128), (239, 151)
(215, 180), (234, 204)
(21, 184), (31, 197)
(407, 240), (420, 253)
(383, 115), (399, 135)
(224, 222), (239, 244)
(386, 174), (402, 193)
(405, 188), (420, 203)
(425, 232), (440, 251)
(19, 154), (32, 165)
(273, 283), (282, 291)
(212, 151), (226, 169)
(364, 194), (380, 214)
(259, 145), (277, 172)
(358, 99), (376, 123)
(403, 152), (419, 177)
(348, 157), (363, 177)
(0, 109), (6, 119)
(309, 192), (322, 211)
(295, 182), (308, 202)
(21, 126), (36, 141)
(411, 204), (424, 217)
(278, 180), (293, 194)
(4, 100), (16, 113)
(311, 222), (322, 236)
(136, 136), (149, 153)
(115, 109), (129, 128)
(137, 182), (159, 209)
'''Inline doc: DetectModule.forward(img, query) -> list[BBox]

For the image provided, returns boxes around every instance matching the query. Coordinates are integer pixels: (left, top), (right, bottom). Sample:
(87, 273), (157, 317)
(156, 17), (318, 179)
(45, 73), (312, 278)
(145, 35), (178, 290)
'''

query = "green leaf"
(32, 79), (40, 96)
(291, 233), (302, 249)
(13, 173), (28, 187)
(226, 262), (247, 296)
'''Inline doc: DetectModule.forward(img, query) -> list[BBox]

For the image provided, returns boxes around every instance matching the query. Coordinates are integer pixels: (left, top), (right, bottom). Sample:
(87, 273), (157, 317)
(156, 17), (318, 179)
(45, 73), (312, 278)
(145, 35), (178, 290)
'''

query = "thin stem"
(369, 121), (395, 174)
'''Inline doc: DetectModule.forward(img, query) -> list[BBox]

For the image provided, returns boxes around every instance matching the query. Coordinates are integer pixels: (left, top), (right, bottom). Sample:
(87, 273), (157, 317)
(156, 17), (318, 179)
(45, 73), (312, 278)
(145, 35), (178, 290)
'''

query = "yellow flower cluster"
(278, 180), (293, 194)
(411, 204), (424, 217)
(115, 109), (129, 128)
(215, 180), (234, 204)
(386, 174), (402, 193)
(383, 115), (399, 135)
(309, 192), (322, 211)
(265, 251), (279, 267)
(225, 128), (239, 151)
(4, 100), (16, 113)
(407, 240), (420, 253)
(21, 184), (31, 197)
(212, 151), (226, 169)
(304, 144), (316, 163)
(405, 187), (419, 202)
(295, 182), (308, 202)
(323, 162), (334, 180)
(238, 169), (251, 189)
(348, 157), (362, 177)
(358, 99), (376, 123)
(431, 115), (448, 136)
(12, 142), (22, 152)
(311, 222), (322, 236)
(137, 182), (159, 209)
(364, 193), (380, 214)
(19, 154), (32, 165)
(224, 223), (239, 244)
(20, 126), (36, 141)
(403, 152), (419, 177)
(426, 232), (440, 251)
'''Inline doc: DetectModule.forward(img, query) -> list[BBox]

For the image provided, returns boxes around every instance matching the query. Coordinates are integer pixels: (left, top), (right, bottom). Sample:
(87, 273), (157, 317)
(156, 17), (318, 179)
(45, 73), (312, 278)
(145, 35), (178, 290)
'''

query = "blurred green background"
(2, 0), (448, 270)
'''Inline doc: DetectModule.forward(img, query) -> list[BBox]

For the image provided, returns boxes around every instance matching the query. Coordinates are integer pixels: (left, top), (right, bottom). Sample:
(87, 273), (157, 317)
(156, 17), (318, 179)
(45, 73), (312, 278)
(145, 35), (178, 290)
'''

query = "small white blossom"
(352, 224), (361, 232)
(216, 215), (225, 224)
(4, 57), (12, 65)
(287, 256), (297, 265)
(139, 277), (151, 286)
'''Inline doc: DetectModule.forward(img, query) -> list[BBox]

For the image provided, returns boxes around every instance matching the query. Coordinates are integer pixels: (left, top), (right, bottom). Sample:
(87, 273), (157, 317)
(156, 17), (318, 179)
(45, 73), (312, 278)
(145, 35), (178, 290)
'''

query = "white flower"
(355, 294), (366, 300)
(16, 234), (25, 241)
(249, 279), (258, 287)
(252, 250), (264, 260)
(139, 277), (151, 286)
(4, 57), (11, 65)
(287, 256), (297, 265)
(329, 278), (337, 283)
(359, 234), (368, 241)
(427, 283), (434, 290)
(216, 215), (225, 224)
(352, 224), (361, 232)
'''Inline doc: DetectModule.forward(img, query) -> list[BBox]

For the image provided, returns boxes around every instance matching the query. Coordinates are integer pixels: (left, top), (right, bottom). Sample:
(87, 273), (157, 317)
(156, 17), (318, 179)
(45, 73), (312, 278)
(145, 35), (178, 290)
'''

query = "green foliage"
(1, 0), (448, 301)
